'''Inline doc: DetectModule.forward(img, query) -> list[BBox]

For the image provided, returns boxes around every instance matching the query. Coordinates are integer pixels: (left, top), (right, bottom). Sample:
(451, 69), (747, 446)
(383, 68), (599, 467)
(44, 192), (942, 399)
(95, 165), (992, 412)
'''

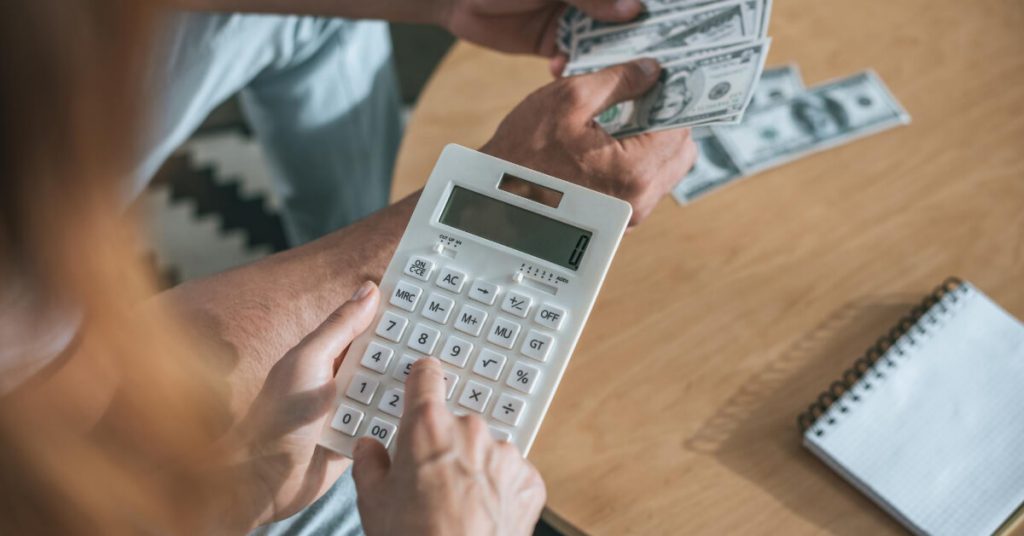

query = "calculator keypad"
(333, 254), (572, 450)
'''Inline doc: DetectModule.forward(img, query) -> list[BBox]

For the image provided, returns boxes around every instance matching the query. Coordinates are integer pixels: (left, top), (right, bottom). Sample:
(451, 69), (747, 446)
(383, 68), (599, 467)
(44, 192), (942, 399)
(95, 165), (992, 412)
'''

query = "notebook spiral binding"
(796, 277), (965, 434)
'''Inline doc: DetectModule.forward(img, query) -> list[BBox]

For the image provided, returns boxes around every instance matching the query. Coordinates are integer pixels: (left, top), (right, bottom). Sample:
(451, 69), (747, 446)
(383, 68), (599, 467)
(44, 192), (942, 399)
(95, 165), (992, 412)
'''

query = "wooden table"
(392, 0), (1024, 532)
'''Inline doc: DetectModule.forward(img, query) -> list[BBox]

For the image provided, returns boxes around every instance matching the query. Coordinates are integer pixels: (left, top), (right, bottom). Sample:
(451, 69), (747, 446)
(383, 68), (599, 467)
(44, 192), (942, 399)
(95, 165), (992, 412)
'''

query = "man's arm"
(166, 0), (443, 25)
(164, 0), (641, 58)
(160, 193), (418, 414)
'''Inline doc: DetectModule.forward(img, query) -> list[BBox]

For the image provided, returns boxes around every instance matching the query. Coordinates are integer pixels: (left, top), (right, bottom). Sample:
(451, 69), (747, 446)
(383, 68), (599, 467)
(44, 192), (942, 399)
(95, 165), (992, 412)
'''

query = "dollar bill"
(690, 62), (800, 137)
(713, 70), (911, 173)
(593, 39), (771, 136)
(570, 0), (755, 64)
(672, 131), (743, 203)
(747, 63), (804, 111)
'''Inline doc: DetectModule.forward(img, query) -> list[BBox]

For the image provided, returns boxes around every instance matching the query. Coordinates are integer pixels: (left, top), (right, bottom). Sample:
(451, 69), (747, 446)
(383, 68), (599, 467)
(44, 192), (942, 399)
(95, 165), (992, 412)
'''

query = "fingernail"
(636, 58), (659, 77)
(615, 0), (641, 15)
(351, 281), (374, 301)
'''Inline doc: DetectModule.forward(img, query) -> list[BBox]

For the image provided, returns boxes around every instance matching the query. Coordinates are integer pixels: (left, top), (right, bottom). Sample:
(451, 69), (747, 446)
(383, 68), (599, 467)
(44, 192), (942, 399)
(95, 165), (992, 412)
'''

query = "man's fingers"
(569, 0), (644, 22)
(566, 58), (661, 119)
(294, 281), (379, 363)
(352, 437), (391, 490)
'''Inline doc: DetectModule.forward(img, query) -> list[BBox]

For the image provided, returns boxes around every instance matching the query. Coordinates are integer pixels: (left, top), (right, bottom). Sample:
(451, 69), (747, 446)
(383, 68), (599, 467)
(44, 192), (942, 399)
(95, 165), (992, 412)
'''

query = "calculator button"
(520, 330), (554, 362)
(403, 256), (435, 282)
(330, 404), (364, 436)
(454, 304), (488, 336)
(389, 281), (423, 312)
(364, 417), (398, 448)
(392, 354), (421, 383)
(489, 427), (512, 442)
(458, 380), (493, 413)
(492, 393), (526, 427)
(421, 292), (455, 325)
(506, 361), (541, 395)
(487, 317), (521, 349)
(375, 311), (408, 342)
(436, 267), (467, 293)
(442, 371), (460, 400)
(360, 342), (394, 373)
(346, 372), (380, 404)
(469, 281), (500, 305)
(472, 348), (507, 381)
(500, 291), (533, 318)
(407, 323), (441, 355)
(535, 304), (567, 331)
(377, 387), (405, 418)
(439, 335), (473, 368)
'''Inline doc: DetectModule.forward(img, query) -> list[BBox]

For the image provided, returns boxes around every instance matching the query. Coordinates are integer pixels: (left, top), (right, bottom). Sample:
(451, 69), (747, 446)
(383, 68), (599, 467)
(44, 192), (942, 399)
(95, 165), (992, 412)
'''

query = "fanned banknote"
(570, 0), (756, 64)
(590, 40), (771, 137)
(559, 0), (773, 135)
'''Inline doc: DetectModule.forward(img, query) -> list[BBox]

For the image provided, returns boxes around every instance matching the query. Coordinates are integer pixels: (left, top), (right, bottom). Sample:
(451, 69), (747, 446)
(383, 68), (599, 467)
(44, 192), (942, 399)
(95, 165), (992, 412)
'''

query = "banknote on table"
(569, 0), (760, 64)
(675, 64), (803, 203)
(580, 40), (771, 137)
(713, 70), (911, 174)
(671, 130), (744, 203)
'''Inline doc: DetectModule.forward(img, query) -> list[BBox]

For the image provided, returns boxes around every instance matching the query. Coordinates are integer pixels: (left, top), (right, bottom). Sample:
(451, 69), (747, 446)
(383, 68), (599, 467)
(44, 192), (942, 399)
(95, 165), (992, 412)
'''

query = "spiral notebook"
(798, 279), (1024, 536)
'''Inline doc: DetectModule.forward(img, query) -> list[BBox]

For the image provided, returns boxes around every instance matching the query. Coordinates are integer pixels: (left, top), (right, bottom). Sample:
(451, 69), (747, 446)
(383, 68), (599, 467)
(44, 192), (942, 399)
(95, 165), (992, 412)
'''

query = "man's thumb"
(352, 437), (390, 490)
(569, 58), (661, 118)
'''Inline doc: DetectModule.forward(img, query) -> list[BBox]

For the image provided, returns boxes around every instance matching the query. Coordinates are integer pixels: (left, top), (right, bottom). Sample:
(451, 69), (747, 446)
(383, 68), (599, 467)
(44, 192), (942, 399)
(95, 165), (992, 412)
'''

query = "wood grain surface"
(392, 0), (1024, 532)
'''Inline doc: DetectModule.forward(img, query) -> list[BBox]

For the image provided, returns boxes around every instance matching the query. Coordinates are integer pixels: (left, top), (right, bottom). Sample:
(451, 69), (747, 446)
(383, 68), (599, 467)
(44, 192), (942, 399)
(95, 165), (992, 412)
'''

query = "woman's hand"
(218, 281), (379, 530)
(352, 358), (546, 536)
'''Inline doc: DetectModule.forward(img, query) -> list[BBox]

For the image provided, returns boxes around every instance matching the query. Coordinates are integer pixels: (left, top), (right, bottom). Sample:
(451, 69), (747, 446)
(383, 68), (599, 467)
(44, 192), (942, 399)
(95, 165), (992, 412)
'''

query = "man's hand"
(481, 58), (698, 225)
(353, 358), (546, 536)
(440, 0), (643, 57)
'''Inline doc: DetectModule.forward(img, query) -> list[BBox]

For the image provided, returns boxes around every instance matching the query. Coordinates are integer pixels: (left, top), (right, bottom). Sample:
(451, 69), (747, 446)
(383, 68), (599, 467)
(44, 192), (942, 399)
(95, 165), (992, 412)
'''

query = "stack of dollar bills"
(557, 0), (774, 136)
(673, 66), (912, 204)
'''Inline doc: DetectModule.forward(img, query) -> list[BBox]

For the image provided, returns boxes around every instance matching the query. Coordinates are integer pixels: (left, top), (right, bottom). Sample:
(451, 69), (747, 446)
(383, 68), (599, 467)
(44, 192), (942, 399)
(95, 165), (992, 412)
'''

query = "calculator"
(319, 144), (632, 457)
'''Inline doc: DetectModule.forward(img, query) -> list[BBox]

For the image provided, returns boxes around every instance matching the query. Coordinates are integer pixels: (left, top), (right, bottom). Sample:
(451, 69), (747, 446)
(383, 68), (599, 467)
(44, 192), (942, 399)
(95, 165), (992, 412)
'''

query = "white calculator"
(319, 144), (632, 457)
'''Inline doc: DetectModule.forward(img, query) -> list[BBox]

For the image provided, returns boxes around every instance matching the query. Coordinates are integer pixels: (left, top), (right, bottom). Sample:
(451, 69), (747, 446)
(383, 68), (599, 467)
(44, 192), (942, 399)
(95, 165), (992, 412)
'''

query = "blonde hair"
(0, 1), (234, 532)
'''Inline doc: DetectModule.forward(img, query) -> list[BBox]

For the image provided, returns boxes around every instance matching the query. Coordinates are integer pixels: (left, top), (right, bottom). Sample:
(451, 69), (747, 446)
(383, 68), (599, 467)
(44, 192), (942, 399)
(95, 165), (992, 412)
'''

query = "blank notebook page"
(804, 283), (1024, 536)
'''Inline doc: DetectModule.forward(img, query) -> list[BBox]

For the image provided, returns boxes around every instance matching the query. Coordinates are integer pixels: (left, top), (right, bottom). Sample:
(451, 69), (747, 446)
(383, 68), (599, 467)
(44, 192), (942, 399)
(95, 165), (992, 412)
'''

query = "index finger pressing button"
(403, 358), (448, 413)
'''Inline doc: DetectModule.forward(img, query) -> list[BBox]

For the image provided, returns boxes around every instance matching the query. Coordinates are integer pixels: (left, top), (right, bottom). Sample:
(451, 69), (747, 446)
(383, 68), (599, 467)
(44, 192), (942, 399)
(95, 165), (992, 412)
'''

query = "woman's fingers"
(293, 281), (379, 364)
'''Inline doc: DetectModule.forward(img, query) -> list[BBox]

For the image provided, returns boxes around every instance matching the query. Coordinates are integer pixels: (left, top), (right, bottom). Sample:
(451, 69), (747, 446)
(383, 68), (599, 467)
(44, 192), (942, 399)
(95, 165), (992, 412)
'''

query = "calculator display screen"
(439, 186), (592, 271)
